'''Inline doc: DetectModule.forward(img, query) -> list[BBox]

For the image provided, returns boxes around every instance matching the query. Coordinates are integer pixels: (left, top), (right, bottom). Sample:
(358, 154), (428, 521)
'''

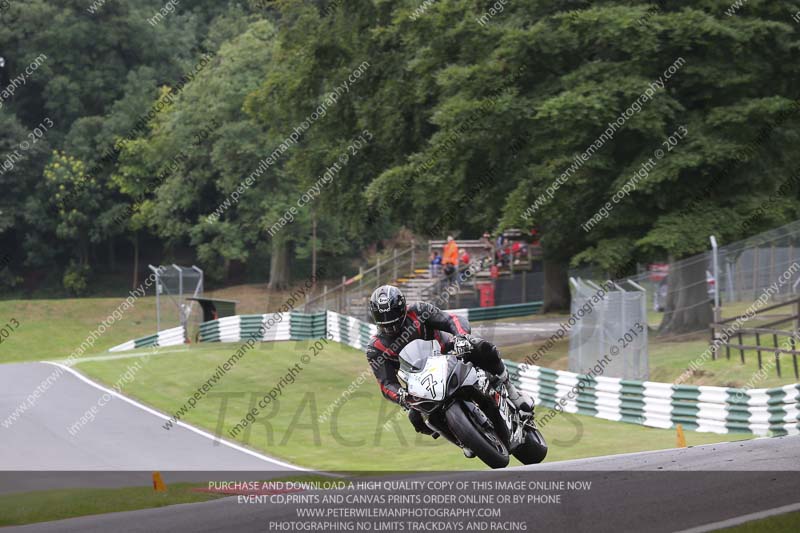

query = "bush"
(63, 263), (90, 295)
(0, 267), (22, 290)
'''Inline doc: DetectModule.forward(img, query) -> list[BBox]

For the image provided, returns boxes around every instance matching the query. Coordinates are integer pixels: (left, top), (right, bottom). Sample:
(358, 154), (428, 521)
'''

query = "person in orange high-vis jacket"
(442, 236), (459, 281)
(442, 235), (458, 266)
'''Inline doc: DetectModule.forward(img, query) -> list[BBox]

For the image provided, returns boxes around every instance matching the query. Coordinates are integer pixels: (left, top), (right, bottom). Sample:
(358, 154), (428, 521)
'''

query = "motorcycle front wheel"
(445, 401), (509, 469)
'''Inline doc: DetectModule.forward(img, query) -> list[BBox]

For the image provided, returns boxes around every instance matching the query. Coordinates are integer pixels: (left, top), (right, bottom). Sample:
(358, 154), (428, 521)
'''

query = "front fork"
(476, 378), (533, 451)
(423, 405), (460, 447)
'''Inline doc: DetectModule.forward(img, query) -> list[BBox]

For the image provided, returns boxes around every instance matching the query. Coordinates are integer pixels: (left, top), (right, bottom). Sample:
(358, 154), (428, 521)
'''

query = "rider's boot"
(491, 368), (533, 413)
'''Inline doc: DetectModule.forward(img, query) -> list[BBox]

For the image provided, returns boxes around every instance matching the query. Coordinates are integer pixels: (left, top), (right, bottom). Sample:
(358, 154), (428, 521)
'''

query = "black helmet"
(369, 285), (407, 333)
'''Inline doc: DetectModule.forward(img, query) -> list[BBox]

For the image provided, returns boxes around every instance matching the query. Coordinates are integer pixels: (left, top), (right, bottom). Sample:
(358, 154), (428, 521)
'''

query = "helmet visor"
(374, 309), (406, 334)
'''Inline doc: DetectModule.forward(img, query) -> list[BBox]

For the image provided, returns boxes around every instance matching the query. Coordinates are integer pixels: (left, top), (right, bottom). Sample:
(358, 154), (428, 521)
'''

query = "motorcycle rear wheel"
(445, 402), (509, 469)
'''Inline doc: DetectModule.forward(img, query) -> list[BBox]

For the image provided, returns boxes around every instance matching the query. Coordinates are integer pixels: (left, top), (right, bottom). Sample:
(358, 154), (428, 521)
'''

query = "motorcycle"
(397, 338), (547, 469)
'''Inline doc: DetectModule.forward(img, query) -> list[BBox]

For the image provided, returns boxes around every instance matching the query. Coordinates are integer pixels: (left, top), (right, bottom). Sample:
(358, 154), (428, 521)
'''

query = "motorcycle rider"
(365, 285), (533, 440)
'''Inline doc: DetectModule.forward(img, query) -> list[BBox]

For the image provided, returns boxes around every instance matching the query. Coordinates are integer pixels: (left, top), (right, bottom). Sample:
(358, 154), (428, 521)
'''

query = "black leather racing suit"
(365, 302), (506, 434)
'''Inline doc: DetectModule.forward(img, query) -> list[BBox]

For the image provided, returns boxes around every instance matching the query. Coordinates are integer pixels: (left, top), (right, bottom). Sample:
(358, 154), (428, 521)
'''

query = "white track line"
(42, 362), (308, 472)
(674, 501), (800, 533)
(54, 347), (193, 365)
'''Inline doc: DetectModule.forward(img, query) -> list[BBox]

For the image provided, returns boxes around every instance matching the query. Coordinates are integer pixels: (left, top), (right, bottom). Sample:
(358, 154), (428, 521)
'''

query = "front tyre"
(512, 426), (548, 465)
(445, 402), (509, 469)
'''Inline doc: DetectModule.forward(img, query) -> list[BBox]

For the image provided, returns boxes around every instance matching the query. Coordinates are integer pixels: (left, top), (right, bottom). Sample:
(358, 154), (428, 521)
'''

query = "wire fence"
(573, 220), (800, 328)
(568, 278), (649, 380)
(149, 264), (204, 332)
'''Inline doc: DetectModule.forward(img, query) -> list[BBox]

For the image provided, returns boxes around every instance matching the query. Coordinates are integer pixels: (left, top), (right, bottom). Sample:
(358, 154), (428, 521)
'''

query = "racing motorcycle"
(397, 338), (547, 469)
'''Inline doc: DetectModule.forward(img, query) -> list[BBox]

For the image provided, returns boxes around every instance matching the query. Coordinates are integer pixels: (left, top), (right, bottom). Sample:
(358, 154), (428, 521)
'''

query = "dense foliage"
(1, 0), (798, 304)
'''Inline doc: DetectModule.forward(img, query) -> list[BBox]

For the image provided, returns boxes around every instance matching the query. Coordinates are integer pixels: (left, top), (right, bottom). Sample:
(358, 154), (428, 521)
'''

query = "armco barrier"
(327, 310), (377, 350)
(290, 311), (327, 339)
(106, 310), (800, 437)
(108, 326), (186, 352)
(468, 301), (542, 321)
(448, 301), (542, 322)
(196, 312), (326, 343)
(507, 361), (800, 437)
(108, 302), (541, 352)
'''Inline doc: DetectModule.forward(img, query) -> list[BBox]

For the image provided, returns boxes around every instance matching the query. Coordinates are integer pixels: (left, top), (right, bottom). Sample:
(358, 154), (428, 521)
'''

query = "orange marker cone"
(153, 471), (167, 492)
(676, 424), (687, 448)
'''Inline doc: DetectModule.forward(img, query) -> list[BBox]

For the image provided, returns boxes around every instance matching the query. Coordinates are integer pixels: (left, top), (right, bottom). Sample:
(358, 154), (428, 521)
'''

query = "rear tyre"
(445, 402), (509, 469)
(512, 426), (548, 465)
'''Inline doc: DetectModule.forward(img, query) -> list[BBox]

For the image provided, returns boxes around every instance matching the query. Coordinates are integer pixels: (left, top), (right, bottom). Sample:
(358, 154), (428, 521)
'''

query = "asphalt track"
(0, 317), (553, 473)
(0, 361), (302, 473)
(472, 318), (562, 346)
(3, 437), (799, 533)
(3, 346), (799, 532)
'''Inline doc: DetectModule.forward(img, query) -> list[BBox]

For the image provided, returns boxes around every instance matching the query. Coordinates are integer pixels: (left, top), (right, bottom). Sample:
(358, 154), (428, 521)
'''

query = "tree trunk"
(108, 237), (116, 272)
(542, 258), (570, 313)
(223, 257), (231, 281)
(311, 216), (317, 281)
(79, 234), (89, 267)
(658, 257), (713, 336)
(268, 238), (291, 290)
(131, 232), (139, 289)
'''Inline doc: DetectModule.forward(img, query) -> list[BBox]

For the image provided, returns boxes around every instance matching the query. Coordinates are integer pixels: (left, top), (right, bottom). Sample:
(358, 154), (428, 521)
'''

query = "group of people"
(431, 231), (517, 278)
(485, 230), (533, 268)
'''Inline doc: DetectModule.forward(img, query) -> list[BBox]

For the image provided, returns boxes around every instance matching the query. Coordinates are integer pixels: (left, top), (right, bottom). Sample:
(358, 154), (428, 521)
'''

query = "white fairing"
(405, 356), (450, 401)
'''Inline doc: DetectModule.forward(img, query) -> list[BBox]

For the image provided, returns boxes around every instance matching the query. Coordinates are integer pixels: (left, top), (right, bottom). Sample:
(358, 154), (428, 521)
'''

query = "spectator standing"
(481, 231), (493, 253)
(495, 233), (506, 267)
(459, 248), (471, 265)
(430, 250), (442, 276)
(480, 230), (494, 269)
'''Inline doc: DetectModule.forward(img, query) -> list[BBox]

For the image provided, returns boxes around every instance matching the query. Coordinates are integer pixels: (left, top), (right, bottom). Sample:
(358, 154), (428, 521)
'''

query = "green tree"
(43, 151), (104, 270)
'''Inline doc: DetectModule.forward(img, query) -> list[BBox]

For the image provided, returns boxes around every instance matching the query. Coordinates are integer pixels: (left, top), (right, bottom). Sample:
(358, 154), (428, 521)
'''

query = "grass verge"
(74, 341), (751, 471)
(0, 483), (223, 527)
(719, 511), (800, 532)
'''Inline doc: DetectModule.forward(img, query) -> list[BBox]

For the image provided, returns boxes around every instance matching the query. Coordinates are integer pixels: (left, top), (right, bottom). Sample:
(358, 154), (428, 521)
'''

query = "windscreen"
(399, 339), (439, 373)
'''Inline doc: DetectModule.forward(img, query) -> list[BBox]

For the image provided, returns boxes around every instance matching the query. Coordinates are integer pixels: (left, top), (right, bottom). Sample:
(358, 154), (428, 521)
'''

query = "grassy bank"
(74, 341), (750, 471)
(0, 285), (303, 364)
(0, 483), (224, 527)
(4, 294), (799, 390)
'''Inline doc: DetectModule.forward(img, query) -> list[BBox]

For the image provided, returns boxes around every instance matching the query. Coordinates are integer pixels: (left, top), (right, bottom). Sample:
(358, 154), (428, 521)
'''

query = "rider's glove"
(453, 334), (476, 356)
(453, 335), (471, 356)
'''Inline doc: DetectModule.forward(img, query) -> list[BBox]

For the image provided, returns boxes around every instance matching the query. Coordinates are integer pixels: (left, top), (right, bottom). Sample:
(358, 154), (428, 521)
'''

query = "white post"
(156, 274), (160, 331)
(150, 264), (161, 332)
(710, 236), (720, 321)
(726, 260), (735, 303)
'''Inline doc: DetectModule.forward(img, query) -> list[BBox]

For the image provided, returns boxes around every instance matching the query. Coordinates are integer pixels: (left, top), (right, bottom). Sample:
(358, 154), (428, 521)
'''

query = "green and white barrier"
(326, 311), (377, 350)
(508, 362), (800, 437)
(196, 311), (327, 343)
(108, 325), (186, 352)
(290, 311), (327, 339)
(108, 302), (540, 353)
(198, 314), (290, 343)
(108, 310), (800, 437)
(448, 301), (542, 322)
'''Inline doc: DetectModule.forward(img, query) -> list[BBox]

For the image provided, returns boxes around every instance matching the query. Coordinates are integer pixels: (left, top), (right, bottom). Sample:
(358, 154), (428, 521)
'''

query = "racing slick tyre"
(445, 401), (509, 469)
